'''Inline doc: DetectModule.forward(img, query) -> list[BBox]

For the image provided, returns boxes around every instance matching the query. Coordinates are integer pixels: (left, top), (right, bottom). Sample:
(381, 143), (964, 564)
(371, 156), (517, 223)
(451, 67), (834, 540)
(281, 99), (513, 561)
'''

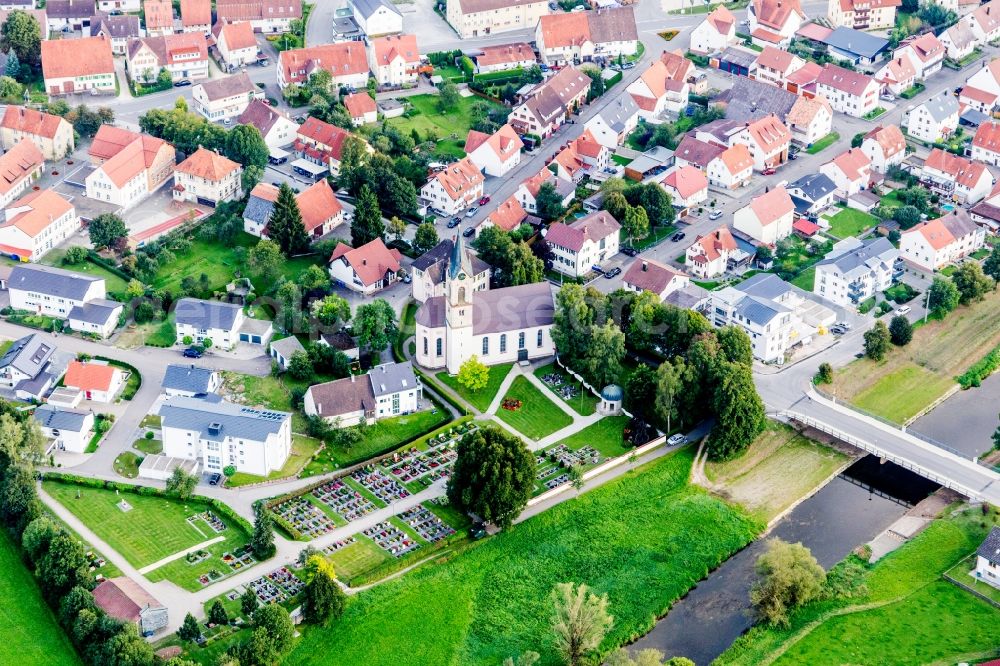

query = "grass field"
(386, 95), (506, 157)
(113, 451), (142, 478)
(0, 532), (81, 666)
(789, 266), (815, 291)
(830, 289), (1000, 422)
(221, 372), (312, 432)
(805, 132), (839, 154)
(945, 554), (1000, 604)
(134, 437), (162, 455)
(327, 538), (392, 580)
(282, 449), (760, 666)
(705, 422), (850, 523)
(437, 363), (513, 412)
(496, 376), (573, 440)
(822, 207), (879, 239)
(533, 362), (598, 416)
(553, 416), (630, 459)
(228, 435), (323, 487)
(36, 250), (131, 296)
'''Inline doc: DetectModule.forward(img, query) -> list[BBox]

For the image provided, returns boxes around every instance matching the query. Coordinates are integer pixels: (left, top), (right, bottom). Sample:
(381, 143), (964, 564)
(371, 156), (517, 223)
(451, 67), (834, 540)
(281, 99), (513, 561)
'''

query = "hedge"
(86, 251), (133, 282)
(473, 67), (524, 84)
(94, 355), (142, 400)
(957, 343), (1000, 389)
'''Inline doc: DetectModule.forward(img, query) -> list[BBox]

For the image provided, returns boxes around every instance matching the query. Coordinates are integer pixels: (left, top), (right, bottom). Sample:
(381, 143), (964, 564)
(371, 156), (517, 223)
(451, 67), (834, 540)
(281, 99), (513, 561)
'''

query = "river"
(627, 457), (940, 665)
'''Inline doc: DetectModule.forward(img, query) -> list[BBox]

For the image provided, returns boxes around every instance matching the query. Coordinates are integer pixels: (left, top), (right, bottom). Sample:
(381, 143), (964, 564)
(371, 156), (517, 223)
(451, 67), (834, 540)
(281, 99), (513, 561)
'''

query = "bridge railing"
(782, 410), (988, 503)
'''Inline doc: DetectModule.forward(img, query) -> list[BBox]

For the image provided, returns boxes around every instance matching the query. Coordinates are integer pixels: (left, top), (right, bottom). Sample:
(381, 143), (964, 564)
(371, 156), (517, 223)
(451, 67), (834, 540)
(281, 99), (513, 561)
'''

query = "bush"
(957, 344), (1000, 389)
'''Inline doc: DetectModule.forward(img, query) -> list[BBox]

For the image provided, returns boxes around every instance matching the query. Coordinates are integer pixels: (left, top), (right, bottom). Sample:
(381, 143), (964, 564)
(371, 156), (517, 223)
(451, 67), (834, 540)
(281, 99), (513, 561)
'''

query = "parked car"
(173, 79), (192, 87)
(401, 272), (412, 284)
(620, 246), (639, 257)
(667, 433), (688, 446)
(209, 473), (222, 486)
(448, 216), (461, 228)
(465, 207), (478, 217)
(183, 347), (203, 358)
(762, 167), (777, 175)
(829, 325), (847, 335)
(835, 321), (852, 330)
(604, 267), (622, 279)
(895, 305), (911, 316)
(708, 210), (723, 220)
(880, 93), (895, 102)
(478, 195), (491, 206)
(671, 231), (686, 242)
(788, 152), (798, 160)
(571, 4), (586, 11)
(463, 226), (475, 238)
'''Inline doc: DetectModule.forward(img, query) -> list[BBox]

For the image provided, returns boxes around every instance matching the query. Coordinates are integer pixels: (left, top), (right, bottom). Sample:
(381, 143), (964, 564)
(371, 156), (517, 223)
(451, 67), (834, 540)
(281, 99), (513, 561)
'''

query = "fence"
(943, 557), (1000, 610)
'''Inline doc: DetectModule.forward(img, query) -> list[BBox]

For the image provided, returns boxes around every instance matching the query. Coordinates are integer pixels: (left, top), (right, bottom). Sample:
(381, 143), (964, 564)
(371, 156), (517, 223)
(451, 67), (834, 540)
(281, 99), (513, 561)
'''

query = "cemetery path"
(138, 536), (227, 575)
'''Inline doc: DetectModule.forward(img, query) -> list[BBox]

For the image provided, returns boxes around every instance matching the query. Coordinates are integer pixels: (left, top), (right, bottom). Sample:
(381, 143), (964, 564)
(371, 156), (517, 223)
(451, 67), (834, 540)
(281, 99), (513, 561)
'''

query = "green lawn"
(822, 207), (879, 239)
(883, 282), (918, 304)
(113, 452), (142, 478)
(228, 435), (323, 487)
(0, 339), (12, 356)
(43, 481), (249, 574)
(851, 365), (956, 423)
(437, 363), (513, 412)
(805, 132), (839, 154)
(327, 537), (393, 581)
(134, 437), (162, 455)
(495, 376), (573, 440)
(36, 250), (131, 296)
(945, 554), (1000, 604)
(532, 362), (598, 416)
(863, 107), (887, 120)
(386, 94), (507, 157)
(553, 416), (630, 459)
(0, 532), (82, 666)
(221, 372), (314, 433)
(790, 266), (816, 291)
(282, 449), (761, 666)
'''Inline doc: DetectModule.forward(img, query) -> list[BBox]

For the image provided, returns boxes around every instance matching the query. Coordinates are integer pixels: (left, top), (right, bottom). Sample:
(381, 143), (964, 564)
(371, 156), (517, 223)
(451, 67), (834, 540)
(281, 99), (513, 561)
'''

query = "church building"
(414, 235), (556, 374)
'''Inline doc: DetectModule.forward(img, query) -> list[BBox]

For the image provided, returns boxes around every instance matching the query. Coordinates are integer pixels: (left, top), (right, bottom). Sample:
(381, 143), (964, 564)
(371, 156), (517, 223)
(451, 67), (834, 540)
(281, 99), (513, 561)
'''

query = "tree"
(625, 182), (674, 226)
(447, 425), (535, 530)
(351, 184), (385, 247)
(312, 294), (351, 328)
(927, 276), (959, 316)
(241, 588), (260, 617)
(36, 531), (89, 600)
(59, 585), (96, 629)
(354, 298), (398, 352)
(225, 124), (268, 170)
(750, 539), (826, 627)
(437, 81), (460, 112)
(237, 605), (295, 666)
(88, 213), (128, 250)
(1, 10), (40, 69)
(507, 241), (544, 287)
(602, 191), (629, 221)
(457, 355), (490, 392)
(888, 315), (912, 346)
(815, 362), (833, 385)
(21, 515), (59, 563)
(552, 283), (595, 367)
(243, 164), (264, 194)
(984, 245), (1000, 285)
(246, 239), (283, 284)
(63, 246), (88, 265)
(892, 205), (921, 229)
(550, 582), (613, 666)
(387, 215), (406, 241)
(177, 613), (201, 642)
(608, 649), (695, 666)
(125, 278), (145, 299)
(503, 652), (541, 666)
(0, 463), (40, 537)
(302, 554), (346, 624)
(287, 350), (314, 381)
(851, 132), (865, 148)
(267, 183), (310, 256)
(582, 321), (625, 388)
(413, 222), (439, 256)
(654, 358), (685, 434)
(209, 600), (229, 627)
(299, 264), (331, 292)
(4, 48), (18, 79)
(863, 320), (891, 361)
(622, 205), (650, 241)
(250, 503), (276, 560)
(952, 261), (994, 304)
(717, 326), (753, 368)
(582, 64), (606, 100)
(536, 181), (565, 220)
(707, 361), (765, 461)
(165, 466), (197, 500)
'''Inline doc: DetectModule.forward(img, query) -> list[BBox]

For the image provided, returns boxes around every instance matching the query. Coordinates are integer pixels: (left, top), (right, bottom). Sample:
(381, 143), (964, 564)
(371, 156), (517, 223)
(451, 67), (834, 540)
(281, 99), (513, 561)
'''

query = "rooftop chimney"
(641, 261), (648, 271)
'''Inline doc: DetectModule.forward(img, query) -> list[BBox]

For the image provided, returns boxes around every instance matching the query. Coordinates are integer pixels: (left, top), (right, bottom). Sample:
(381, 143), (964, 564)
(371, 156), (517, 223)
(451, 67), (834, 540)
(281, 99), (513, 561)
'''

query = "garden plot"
(363, 521), (423, 558)
(533, 444), (603, 494)
(272, 496), (338, 539)
(242, 566), (305, 606)
(398, 505), (455, 543)
(382, 428), (463, 493)
(311, 479), (381, 523)
(350, 467), (410, 504)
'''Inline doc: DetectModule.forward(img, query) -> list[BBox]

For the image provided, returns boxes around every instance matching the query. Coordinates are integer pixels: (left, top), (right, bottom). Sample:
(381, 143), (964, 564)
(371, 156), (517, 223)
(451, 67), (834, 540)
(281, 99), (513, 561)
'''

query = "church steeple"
(446, 235), (473, 328)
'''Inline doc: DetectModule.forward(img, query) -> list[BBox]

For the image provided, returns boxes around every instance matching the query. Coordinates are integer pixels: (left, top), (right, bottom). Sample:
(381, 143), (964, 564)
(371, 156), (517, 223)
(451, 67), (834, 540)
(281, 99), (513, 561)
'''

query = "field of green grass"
(282, 449), (760, 666)
(386, 95), (506, 158)
(718, 508), (1000, 666)
(805, 132), (839, 154)
(0, 532), (81, 666)
(36, 250), (131, 296)
(850, 365), (956, 423)
(437, 363), (512, 412)
(822, 207), (879, 239)
(496, 376), (573, 440)
(533, 362), (598, 416)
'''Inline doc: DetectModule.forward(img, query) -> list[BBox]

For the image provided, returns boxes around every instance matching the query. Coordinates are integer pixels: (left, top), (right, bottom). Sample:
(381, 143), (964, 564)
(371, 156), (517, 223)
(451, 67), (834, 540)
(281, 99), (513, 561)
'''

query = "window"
(537, 329), (543, 347)
(518, 332), (525, 349)
(423, 337), (428, 355)
(482, 337), (489, 355)
(500, 334), (507, 353)
(436, 338), (442, 356)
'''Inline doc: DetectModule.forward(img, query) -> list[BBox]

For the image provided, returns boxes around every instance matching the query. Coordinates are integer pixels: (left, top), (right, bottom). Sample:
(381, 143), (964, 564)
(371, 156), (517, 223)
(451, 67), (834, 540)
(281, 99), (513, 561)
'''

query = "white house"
(181, 0), (212, 33)
(969, 0), (1000, 43)
(895, 32), (945, 80)
(368, 34), (420, 87)
(819, 148), (873, 199)
(0, 333), (61, 400)
(243, 179), (344, 238)
(730, 114), (791, 172)
(269, 336), (305, 371)
(0, 139), (44, 210)
(545, 210), (621, 277)
(974, 527), (1000, 590)
(304, 361), (421, 426)
(827, 0), (900, 31)
(787, 173), (838, 216)
(161, 364), (221, 397)
(420, 157), (485, 216)
(661, 165), (708, 208)
(535, 6), (638, 66)
(349, 0), (403, 37)
(622, 257), (691, 301)
(706, 144), (753, 189)
(63, 360), (126, 403)
(752, 46), (805, 87)
(583, 94), (640, 150)
(41, 35), (116, 96)
(216, 0), (301, 34)
(277, 42), (369, 89)
(464, 124), (523, 177)
(238, 99), (300, 149)
(550, 129), (609, 182)
(685, 225), (741, 278)
(7, 264), (121, 338)
(343, 92), (378, 127)
(785, 95), (833, 147)
(899, 209), (986, 271)
(940, 21), (979, 62)
(445, 0), (548, 40)
(174, 297), (273, 348)
(85, 128), (176, 211)
(515, 168), (575, 215)
(34, 405), (94, 454)
(474, 42), (536, 74)
(0, 189), (79, 263)
(747, 0), (805, 45)
(328, 238), (403, 295)
(905, 91), (959, 143)
(509, 66), (590, 138)
(172, 148), (243, 206)
(971, 120), (1000, 166)
(860, 124), (906, 172)
(213, 21), (259, 69)
(627, 50), (692, 120)
(192, 72), (263, 122)
(876, 55), (917, 96)
(160, 393), (291, 477)
(922, 148), (994, 204)
(410, 238), (490, 303)
(690, 5), (737, 55)
(125, 33), (210, 84)
(734, 186), (795, 244)
(816, 64), (879, 118)
(0, 107), (74, 162)
(813, 236), (900, 306)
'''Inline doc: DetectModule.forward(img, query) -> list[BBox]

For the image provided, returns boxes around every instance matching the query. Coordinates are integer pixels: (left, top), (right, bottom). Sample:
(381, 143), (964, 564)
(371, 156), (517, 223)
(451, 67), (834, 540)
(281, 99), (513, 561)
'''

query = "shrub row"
(957, 343), (1000, 389)
(93, 355), (142, 400)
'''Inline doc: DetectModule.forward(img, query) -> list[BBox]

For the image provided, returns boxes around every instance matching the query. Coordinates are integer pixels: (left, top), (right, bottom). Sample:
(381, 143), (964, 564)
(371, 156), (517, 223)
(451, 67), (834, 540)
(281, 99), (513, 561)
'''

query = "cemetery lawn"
(554, 416), (631, 459)
(0, 532), (82, 666)
(533, 362), (598, 416)
(495, 376), (573, 440)
(228, 435), (323, 487)
(326, 538), (392, 581)
(43, 480), (249, 572)
(437, 363), (513, 412)
(284, 448), (761, 666)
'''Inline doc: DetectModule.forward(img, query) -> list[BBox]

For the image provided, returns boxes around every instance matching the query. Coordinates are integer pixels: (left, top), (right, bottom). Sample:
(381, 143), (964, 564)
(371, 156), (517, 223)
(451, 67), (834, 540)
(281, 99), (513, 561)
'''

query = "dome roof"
(601, 384), (623, 401)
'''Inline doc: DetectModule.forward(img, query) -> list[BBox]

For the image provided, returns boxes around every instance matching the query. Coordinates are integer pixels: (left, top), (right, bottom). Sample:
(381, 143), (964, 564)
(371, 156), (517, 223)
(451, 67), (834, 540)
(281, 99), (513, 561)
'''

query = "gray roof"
(173, 298), (242, 331)
(350, 0), (400, 19)
(817, 237), (898, 281)
(412, 239), (490, 285)
(472, 281), (555, 335)
(788, 173), (837, 203)
(665, 283), (709, 310)
(415, 295), (446, 328)
(34, 405), (90, 433)
(718, 76), (798, 122)
(0, 333), (54, 379)
(197, 72), (257, 102)
(47, 0), (96, 19)
(368, 361), (418, 397)
(596, 94), (639, 133)
(720, 46), (758, 69)
(162, 364), (217, 394)
(90, 12), (141, 39)
(734, 295), (785, 326)
(8, 264), (101, 301)
(243, 192), (276, 226)
(978, 526), (1000, 563)
(68, 298), (122, 326)
(738, 272), (793, 301)
(918, 91), (959, 123)
(160, 394), (290, 444)
(822, 27), (890, 59)
(270, 335), (305, 358)
(15, 371), (53, 398)
(306, 374), (375, 418)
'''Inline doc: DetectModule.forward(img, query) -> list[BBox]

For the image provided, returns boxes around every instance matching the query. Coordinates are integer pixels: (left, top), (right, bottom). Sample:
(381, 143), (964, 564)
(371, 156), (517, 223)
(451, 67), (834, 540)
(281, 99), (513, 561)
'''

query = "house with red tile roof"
(895, 32), (945, 80)
(685, 225), (741, 278)
(815, 63), (879, 117)
(706, 143), (753, 189)
(549, 129), (608, 182)
(900, 209), (985, 271)
(828, 0), (900, 31)
(730, 114), (791, 172)
(465, 124), (523, 177)
(860, 124), (906, 172)
(748, 0), (805, 43)
(690, 5), (737, 55)
(294, 116), (359, 174)
(623, 257), (692, 302)
(244, 178), (344, 238)
(0, 107), (73, 161)
(343, 92), (378, 127)
(820, 148), (873, 198)
(368, 34), (419, 86)
(328, 238), (402, 294)
(474, 42), (536, 74)
(420, 157), (485, 216)
(93, 578), (167, 635)
(143, 0), (175, 36)
(85, 126), (175, 210)
(875, 54), (917, 95)
(515, 166), (575, 214)
(216, 0), (301, 34)
(181, 0), (212, 33)
(126, 32), (209, 83)
(921, 148), (994, 204)
(627, 50), (692, 119)
(536, 6), (638, 66)
(173, 148), (242, 205)
(477, 195), (532, 236)
(545, 210), (621, 277)
(940, 21), (978, 62)
(734, 186), (795, 244)
(277, 41), (368, 89)
(65, 360), (126, 402)
(962, 59), (1000, 113)
(213, 20), (258, 67)
(972, 118), (1000, 166)
(0, 189), (78, 262)
(0, 139), (45, 209)
(41, 35), (115, 96)
(661, 165), (708, 207)
(968, 0), (1000, 42)
(752, 46), (805, 87)
(785, 95), (833, 146)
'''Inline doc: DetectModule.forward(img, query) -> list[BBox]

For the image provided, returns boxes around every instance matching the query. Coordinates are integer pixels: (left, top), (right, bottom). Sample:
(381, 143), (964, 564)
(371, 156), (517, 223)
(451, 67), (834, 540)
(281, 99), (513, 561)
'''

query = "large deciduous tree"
(413, 222), (439, 256)
(927, 276), (959, 316)
(582, 321), (625, 388)
(535, 181), (565, 221)
(224, 124), (268, 170)
(706, 361), (765, 461)
(863, 320), (891, 361)
(1, 10), (40, 69)
(302, 554), (346, 624)
(750, 539), (826, 627)
(550, 582), (614, 666)
(457, 355), (490, 392)
(551, 283), (595, 368)
(354, 298), (398, 352)
(312, 294), (351, 329)
(88, 213), (128, 251)
(952, 261), (994, 304)
(246, 239), (283, 284)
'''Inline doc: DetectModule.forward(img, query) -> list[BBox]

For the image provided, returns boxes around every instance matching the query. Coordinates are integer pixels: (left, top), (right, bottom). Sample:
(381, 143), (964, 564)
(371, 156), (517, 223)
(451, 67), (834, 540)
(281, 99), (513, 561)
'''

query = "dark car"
(183, 347), (203, 358)
(604, 267), (622, 279)
(479, 195), (491, 206)
(470, 523), (487, 539)
(209, 473), (222, 486)
(173, 79), (192, 87)
(762, 167), (777, 175)
(463, 226), (475, 238)
(447, 217), (461, 228)
(671, 231), (686, 242)
(620, 246), (639, 257)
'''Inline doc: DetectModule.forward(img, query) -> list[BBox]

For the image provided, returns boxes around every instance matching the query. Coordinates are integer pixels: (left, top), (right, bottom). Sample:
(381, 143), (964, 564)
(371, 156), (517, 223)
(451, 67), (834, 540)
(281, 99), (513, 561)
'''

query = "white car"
(880, 93), (895, 102)
(709, 210), (723, 220)
(894, 305), (911, 317)
(667, 433), (688, 446)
